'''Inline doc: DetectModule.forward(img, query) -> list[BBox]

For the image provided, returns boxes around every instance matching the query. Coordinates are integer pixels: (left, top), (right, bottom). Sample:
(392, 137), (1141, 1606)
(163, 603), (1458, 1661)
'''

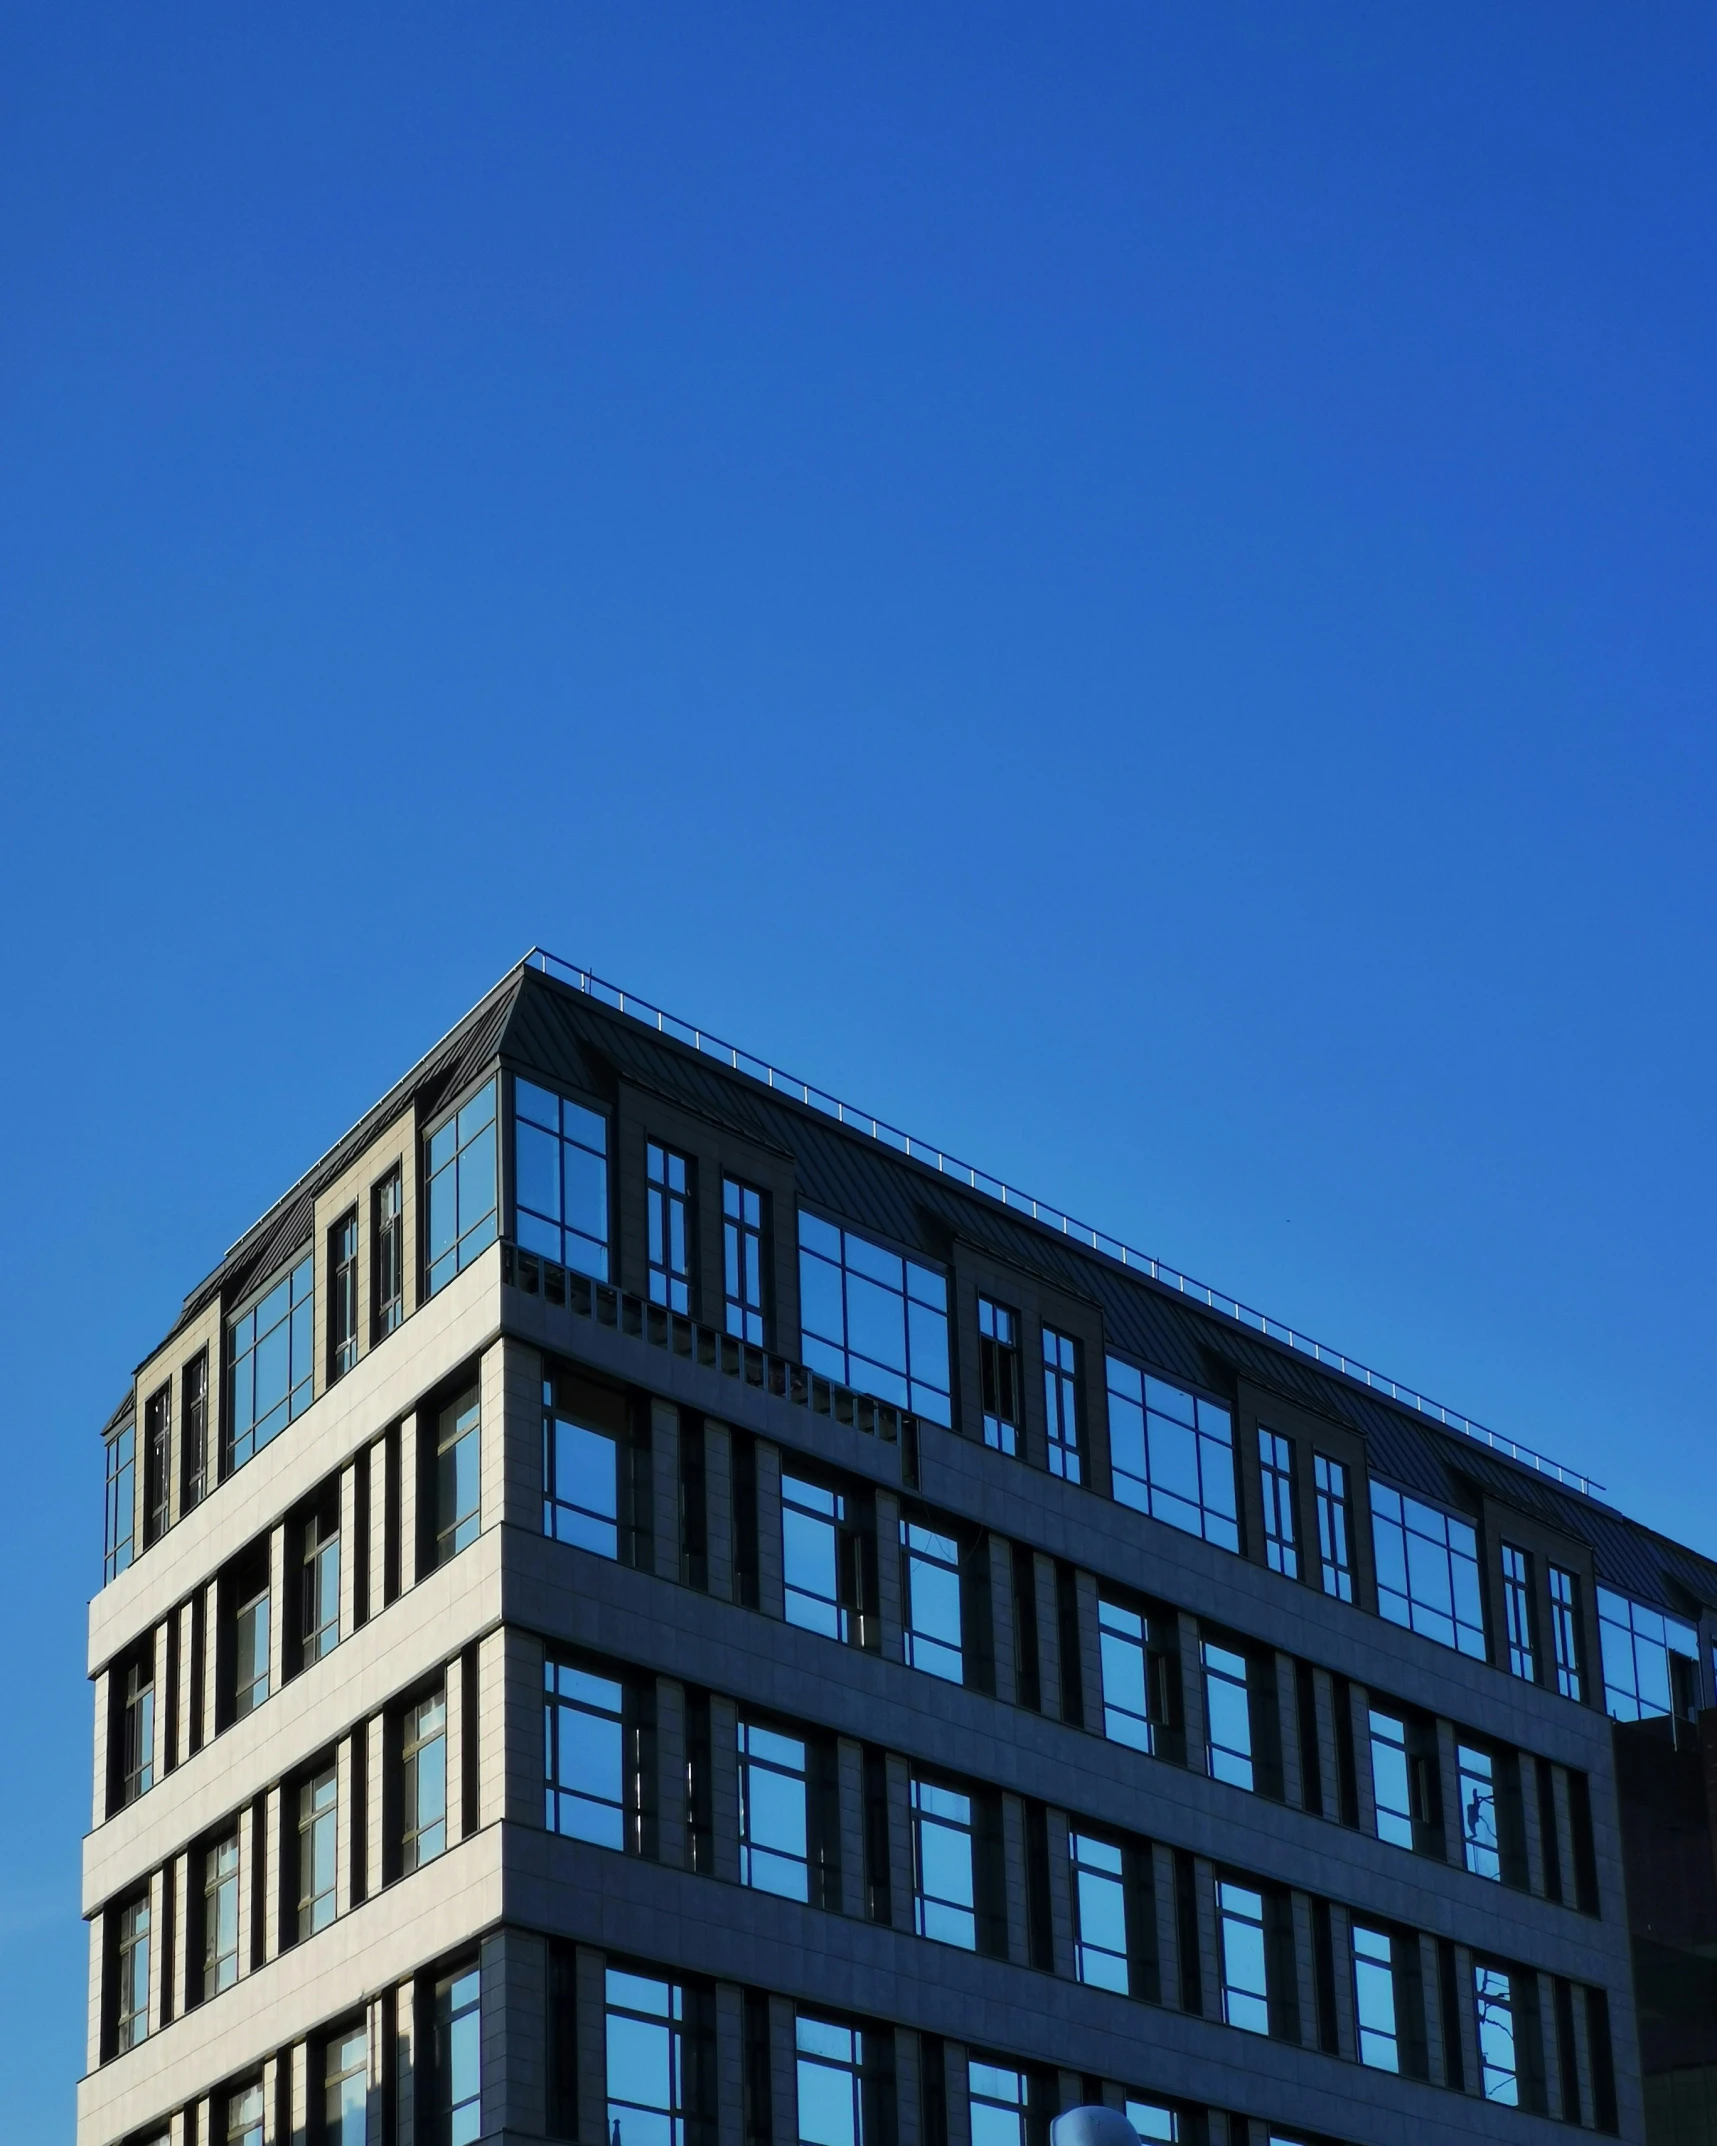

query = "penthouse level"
(83, 953), (1717, 2146)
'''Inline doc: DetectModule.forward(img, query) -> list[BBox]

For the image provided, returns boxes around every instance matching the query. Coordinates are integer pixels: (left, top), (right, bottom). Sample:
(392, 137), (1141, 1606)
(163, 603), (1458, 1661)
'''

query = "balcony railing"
(521, 947), (1602, 1499)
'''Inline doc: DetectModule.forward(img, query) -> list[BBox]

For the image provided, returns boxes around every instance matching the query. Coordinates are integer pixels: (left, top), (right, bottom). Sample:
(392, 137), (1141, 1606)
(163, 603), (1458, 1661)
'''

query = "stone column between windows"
(754, 1442), (785, 1621)
(443, 1650), (466, 1842)
(1032, 1556), (1063, 1723)
(766, 1992), (798, 2146)
(145, 1865), (168, 2039)
(1348, 1686), (1378, 1835)
(235, 1799), (259, 1977)
(894, 2026), (923, 2146)
(943, 2042), (971, 2146)
(83, 1911), (102, 2076)
(709, 1695), (742, 1886)
(1071, 1570), (1103, 1732)
(1273, 1656), (1303, 1810)
(286, 2039), (309, 2146)
(1288, 1891), (1318, 2048)
(1056, 2072), (1084, 2121)
(1150, 1843), (1182, 2012)
(335, 1732), (358, 1920)
(495, 1626), (542, 1828)
(1043, 1804), (1076, 1981)
(398, 1406), (422, 1594)
(366, 1436), (390, 1620)
(874, 1489), (903, 1664)
(171, 1850), (195, 2022)
(1176, 1614), (1207, 1773)
(1518, 1750), (1548, 1898)
(836, 1737), (868, 1921)
(1567, 1976), (1599, 2127)
(486, 1334), (538, 1533)
(366, 1714), (387, 1905)
(652, 1398), (682, 1583)
(999, 1792), (1031, 1967)
(704, 1419), (735, 1603)
(884, 1752), (916, 1938)
(1418, 1933), (1449, 2085)
(1540, 1978), (1567, 2124)
(394, 1975), (421, 2146)
(1326, 1904), (1356, 2061)
(481, 1926), (547, 2139)
(1434, 1719), (1463, 1868)
(89, 1665), (111, 1830)
(261, 1783), (285, 1965)
(1550, 1767), (1581, 1906)
(266, 1521), (288, 1700)
(1448, 1941), (1482, 2095)
(714, 1980), (746, 2146)
(986, 1535), (1018, 1707)
(1191, 1856), (1222, 2022)
(176, 1598), (200, 1766)
(575, 1945), (608, 2146)
(338, 1457), (362, 1641)
(657, 1676), (688, 1869)
(260, 2048), (283, 2146)
(168, 2105), (195, 2146)
(1308, 1668), (1342, 1822)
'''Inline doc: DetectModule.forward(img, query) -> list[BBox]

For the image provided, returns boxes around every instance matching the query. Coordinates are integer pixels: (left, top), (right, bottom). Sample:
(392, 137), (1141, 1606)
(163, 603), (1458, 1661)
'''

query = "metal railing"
(522, 947), (1602, 1498)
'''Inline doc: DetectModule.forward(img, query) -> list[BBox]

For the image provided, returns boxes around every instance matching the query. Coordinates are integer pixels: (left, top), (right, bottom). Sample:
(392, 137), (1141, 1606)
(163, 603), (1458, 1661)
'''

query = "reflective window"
(1070, 1831), (1128, 1993)
(723, 1178), (768, 1345)
(203, 1835), (239, 1998)
(1042, 1327), (1082, 1483)
(782, 1475), (854, 1643)
(1105, 1359), (1238, 1551)
(901, 1522), (963, 1684)
(436, 1965), (482, 2146)
(116, 1894), (150, 2051)
(181, 1353), (209, 1513)
(513, 1077), (605, 1281)
(301, 1508), (340, 1665)
(1457, 1743), (1501, 1882)
(372, 1167), (404, 1341)
(543, 1384), (619, 1558)
(434, 1387), (481, 1564)
(234, 1585), (271, 1721)
(426, 1079), (500, 1295)
(1501, 1545), (1536, 1682)
(911, 1777), (976, 1948)
(325, 2026), (368, 2146)
(1202, 1642), (1254, 1791)
(143, 1384), (170, 1549)
(1314, 1453), (1353, 1601)
(739, 1720), (809, 1901)
(403, 1690), (447, 1873)
(798, 1213), (950, 1423)
(227, 1253), (315, 1471)
(978, 1298), (1020, 1456)
(545, 1659), (626, 1850)
(1474, 1965), (1520, 2105)
(607, 1969), (686, 2146)
(968, 2061), (1028, 2146)
(227, 2084), (265, 2146)
(104, 1416), (136, 1582)
(1217, 1880), (1269, 2035)
(1258, 1430), (1298, 1579)
(297, 1767), (338, 1938)
(1125, 2103), (1178, 2144)
(648, 1144), (694, 1315)
(1368, 1709), (1429, 1852)
(1549, 1566), (1584, 1702)
(797, 2016), (866, 2146)
(1352, 1926), (1399, 2071)
(1598, 1588), (1699, 1722)
(120, 1652), (155, 1806)
(1099, 1599), (1161, 1756)
(329, 1210), (359, 1381)
(1370, 1484), (1486, 1658)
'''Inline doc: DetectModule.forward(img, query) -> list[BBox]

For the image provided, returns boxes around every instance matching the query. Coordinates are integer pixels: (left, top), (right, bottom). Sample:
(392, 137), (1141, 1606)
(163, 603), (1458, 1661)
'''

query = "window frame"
(1369, 1482), (1487, 1660)
(104, 1414), (136, 1583)
(1069, 1829), (1130, 1993)
(977, 1296), (1021, 1456)
(723, 1175), (770, 1345)
(1216, 1878), (1270, 2036)
(1041, 1325), (1083, 1483)
(203, 1833), (240, 1999)
(738, 1717), (811, 1902)
(1104, 1355), (1239, 1552)
(1201, 1639), (1255, 1792)
(224, 1250), (316, 1476)
(114, 1891), (151, 2054)
(402, 1686), (449, 1874)
(1548, 1564), (1585, 1702)
(371, 1165), (405, 1342)
(797, 1208), (952, 1424)
(296, 1763), (339, 1940)
(647, 1140), (696, 1316)
(1257, 1427), (1298, 1580)
(900, 1518), (965, 1685)
(1500, 1543), (1537, 1683)
(910, 1773), (978, 1950)
(1313, 1451), (1354, 1602)
(1351, 1923), (1400, 2072)
(511, 1071), (607, 1282)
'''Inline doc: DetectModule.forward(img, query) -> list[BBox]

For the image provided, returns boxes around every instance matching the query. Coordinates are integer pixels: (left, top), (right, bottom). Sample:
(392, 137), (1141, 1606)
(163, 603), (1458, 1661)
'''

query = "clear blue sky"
(3, 6), (1714, 2131)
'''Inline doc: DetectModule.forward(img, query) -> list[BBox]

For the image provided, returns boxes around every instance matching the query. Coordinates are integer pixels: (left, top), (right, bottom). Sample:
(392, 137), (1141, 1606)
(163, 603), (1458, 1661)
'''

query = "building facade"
(81, 953), (1717, 2146)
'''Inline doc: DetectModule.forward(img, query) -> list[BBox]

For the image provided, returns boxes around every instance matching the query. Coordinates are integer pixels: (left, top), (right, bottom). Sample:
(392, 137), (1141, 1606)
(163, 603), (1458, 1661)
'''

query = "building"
(80, 950), (1717, 2146)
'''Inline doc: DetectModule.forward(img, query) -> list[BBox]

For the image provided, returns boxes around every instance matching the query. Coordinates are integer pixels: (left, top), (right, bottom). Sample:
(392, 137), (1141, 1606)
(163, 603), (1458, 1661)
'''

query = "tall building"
(82, 951), (1717, 2146)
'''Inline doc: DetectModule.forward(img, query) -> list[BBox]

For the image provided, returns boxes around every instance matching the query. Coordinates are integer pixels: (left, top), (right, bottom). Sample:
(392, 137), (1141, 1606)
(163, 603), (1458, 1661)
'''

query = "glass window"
(297, 1767), (338, 1938)
(1549, 1565), (1585, 1702)
(607, 1968), (686, 2146)
(798, 2016), (866, 2146)
(1105, 1358), (1238, 1552)
(1458, 1744), (1501, 1882)
(798, 1212), (950, 1424)
(978, 1298), (1020, 1456)
(1125, 2104), (1178, 2145)
(968, 2061), (1029, 2146)
(325, 2026), (368, 2146)
(203, 1835), (239, 1998)
(226, 1252), (315, 1471)
(1370, 1484), (1486, 1659)
(1099, 1598), (1160, 1756)
(782, 1475), (855, 1643)
(120, 1653), (155, 1806)
(1217, 1880), (1270, 2034)
(143, 1384), (170, 1549)
(1501, 1545), (1536, 1682)
(181, 1352), (209, 1513)
(116, 1893), (150, 2051)
(435, 1965), (482, 2146)
(1474, 1965), (1520, 2105)
(329, 1210), (359, 1381)
(403, 1690), (448, 1873)
(739, 1720), (809, 1901)
(543, 1383), (619, 1558)
(1368, 1710), (1416, 1851)
(435, 1387), (481, 1564)
(372, 1166), (404, 1341)
(1202, 1642), (1254, 1791)
(545, 1659), (627, 1850)
(1258, 1430), (1298, 1579)
(723, 1178), (768, 1345)
(104, 1416), (136, 1582)
(513, 1076), (604, 1281)
(1598, 1588), (1699, 1722)
(1352, 1926), (1399, 2071)
(234, 1585), (270, 1720)
(301, 1508), (340, 1665)
(1042, 1327), (1082, 1483)
(1070, 1831), (1129, 1992)
(227, 2084), (265, 2146)
(911, 1776), (976, 1949)
(1313, 1453), (1353, 1601)
(648, 1144), (694, 1315)
(900, 1521), (963, 1683)
(426, 1078), (500, 1296)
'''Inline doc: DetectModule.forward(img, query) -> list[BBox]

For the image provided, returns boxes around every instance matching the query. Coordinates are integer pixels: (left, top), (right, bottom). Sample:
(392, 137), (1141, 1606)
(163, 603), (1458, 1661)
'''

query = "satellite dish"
(1051, 2108), (1142, 2146)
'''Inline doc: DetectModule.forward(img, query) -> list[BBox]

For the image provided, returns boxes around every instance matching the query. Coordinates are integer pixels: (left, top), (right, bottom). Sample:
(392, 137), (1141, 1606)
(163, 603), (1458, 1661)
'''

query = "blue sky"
(3, 6), (1714, 2131)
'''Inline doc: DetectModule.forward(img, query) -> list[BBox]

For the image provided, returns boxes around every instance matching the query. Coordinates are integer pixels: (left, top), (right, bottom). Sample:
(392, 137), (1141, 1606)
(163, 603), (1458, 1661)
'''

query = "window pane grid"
(739, 1720), (810, 1900)
(1202, 1641), (1254, 1791)
(798, 1212), (951, 1424)
(226, 1253), (315, 1472)
(911, 1776), (976, 1949)
(1217, 1880), (1269, 2035)
(723, 1178), (768, 1345)
(782, 1475), (855, 1644)
(607, 1969), (686, 2146)
(1352, 1925), (1399, 2071)
(403, 1690), (448, 1872)
(901, 1522), (964, 1684)
(1549, 1565), (1584, 1702)
(1099, 1598), (1159, 1756)
(513, 1077), (605, 1282)
(799, 2015), (866, 2146)
(1070, 1831), (1129, 1992)
(1474, 1965), (1520, 2105)
(1370, 1484), (1486, 1658)
(546, 1659), (628, 1850)
(427, 1078), (500, 1297)
(648, 1143), (694, 1316)
(1458, 1743), (1501, 1881)
(978, 1298), (1020, 1456)
(1598, 1587), (1698, 1722)
(1313, 1453), (1353, 1601)
(1105, 1357), (1238, 1551)
(1501, 1544), (1536, 1682)
(1258, 1429), (1298, 1579)
(1042, 1326), (1082, 1483)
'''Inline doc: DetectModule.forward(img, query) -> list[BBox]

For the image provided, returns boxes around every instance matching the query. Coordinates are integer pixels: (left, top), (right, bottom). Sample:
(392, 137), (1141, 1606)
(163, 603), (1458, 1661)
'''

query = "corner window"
(1202, 1642), (1254, 1791)
(433, 1387), (481, 1565)
(723, 1177), (769, 1344)
(798, 1213), (950, 1423)
(1457, 1743), (1501, 1881)
(1352, 1926), (1399, 2071)
(1217, 1879), (1269, 2034)
(1598, 1588), (1699, 1722)
(1105, 1359), (1238, 1552)
(1070, 1831), (1129, 1992)
(324, 2027), (368, 2146)
(103, 1416), (136, 1582)
(426, 1079), (500, 1296)
(1474, 1965), (1520, 2104)
(648, 1143), (694, 1315)
(911, 1776), (976, 1949)
(1258, 1429), (1298, 1579)
(1370, 1484), (1485, 1659)
(1042, 1326), (1082, 1482)
(203, 1835), (239, 1998)
(115, 1893), (150, 2052)
(181, 1353), (209, 1514)
(797, 2016), (870, 2146)
(403, 1690), (448, 1873)
(978, 1298), (1020, 1455)
(434, 1965), (482, 2146)
(297, 1766), (338, 1938)
(1549, 1565), (1585, 1702)
(1501, 1544), (1537, 1682)
(900, 1521), (964, 1683)
(226, 1252), (315, 1472)
(372, 1168), (404, 1340)
(1313, 1453), (1353, 1601)
(513, 1077), (605, 1280)
(329, 1210), (359, 1381)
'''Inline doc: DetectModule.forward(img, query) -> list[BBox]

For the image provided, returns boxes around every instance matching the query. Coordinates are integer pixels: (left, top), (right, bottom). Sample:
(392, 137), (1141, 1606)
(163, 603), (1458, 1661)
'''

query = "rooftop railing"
(523, 946), (1602, 1499)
